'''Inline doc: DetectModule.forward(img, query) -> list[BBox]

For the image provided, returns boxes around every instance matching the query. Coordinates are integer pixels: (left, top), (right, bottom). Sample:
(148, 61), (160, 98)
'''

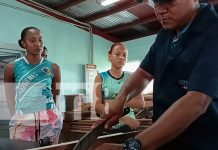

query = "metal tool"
(73, 107), (130, 150)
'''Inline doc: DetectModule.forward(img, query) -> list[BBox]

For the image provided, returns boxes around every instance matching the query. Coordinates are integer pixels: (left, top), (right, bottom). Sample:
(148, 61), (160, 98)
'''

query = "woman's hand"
(120, 116), (140, 130)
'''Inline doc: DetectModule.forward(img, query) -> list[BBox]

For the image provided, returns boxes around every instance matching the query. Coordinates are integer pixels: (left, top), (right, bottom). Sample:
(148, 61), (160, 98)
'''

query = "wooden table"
(27, 131), (141, 150)
(0, 138), (39, 150)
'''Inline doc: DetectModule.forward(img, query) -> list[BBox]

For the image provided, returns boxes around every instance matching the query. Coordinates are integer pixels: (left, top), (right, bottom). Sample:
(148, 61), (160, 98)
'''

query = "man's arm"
(136, 91), (211, 150)
(114, 68), (153, 109)
(52, 63), (61, 104)
(95, 92), (211, 150)
(4, 64), (15, 116)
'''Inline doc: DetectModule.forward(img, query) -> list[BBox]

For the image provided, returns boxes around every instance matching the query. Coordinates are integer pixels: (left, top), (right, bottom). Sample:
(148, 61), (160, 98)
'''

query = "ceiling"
(17, 0), (218, 42)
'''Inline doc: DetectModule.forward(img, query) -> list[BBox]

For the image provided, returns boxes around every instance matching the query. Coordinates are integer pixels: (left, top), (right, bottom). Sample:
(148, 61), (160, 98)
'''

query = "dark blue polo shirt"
(140, 4), (218, 150)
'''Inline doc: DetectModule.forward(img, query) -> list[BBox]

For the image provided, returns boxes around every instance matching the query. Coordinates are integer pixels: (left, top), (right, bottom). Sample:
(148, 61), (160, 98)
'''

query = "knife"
(73, 107), (130, 150)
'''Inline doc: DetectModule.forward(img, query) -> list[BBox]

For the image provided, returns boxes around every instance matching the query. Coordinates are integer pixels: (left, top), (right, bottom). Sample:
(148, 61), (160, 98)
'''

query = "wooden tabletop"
(0, 138), (39, 150)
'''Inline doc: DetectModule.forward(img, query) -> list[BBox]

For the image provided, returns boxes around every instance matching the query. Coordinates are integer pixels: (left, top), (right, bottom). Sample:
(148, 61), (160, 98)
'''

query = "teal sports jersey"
(100, 71), (130, 100)
(14, 56), (55, 114)
(100, 71), (135, 119)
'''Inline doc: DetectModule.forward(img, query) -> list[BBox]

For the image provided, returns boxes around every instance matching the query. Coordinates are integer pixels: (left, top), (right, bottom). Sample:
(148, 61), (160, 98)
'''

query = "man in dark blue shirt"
(93, 0), (218, 150)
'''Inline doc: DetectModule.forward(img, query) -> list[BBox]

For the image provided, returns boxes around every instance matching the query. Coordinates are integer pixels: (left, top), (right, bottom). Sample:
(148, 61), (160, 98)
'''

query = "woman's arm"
(125, 94), (145, 108)
(93, 74), (105, 115)
(93, 68), (153, 128)
(52, 63), (61, 104)
(109, 68), (153, 112)
(4, 64), (15, 115)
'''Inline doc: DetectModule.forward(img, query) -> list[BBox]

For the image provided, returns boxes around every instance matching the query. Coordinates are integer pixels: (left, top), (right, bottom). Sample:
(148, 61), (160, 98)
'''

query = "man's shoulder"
(156, 29), (173, 39)
(204, 15), (218, 36)
(153, 29), (173, 48)
(199, 4), (218, 27)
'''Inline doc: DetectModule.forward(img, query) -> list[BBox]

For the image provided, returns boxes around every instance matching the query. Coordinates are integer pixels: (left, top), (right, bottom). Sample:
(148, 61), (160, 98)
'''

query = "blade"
(73, 107), (130, 150)
(73, 121), (106, 150)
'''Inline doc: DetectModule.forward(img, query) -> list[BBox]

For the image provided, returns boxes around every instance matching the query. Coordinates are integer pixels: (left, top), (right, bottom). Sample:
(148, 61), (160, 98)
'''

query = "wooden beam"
(16, 0), (119, 42)
(119, 30), (158, 42)
(16, 0), (89, 28)
(81, 1), (147, 23)
(102, 0), (218, 39)
(103, 15), (158, 33)
(55, 0), (86, 11)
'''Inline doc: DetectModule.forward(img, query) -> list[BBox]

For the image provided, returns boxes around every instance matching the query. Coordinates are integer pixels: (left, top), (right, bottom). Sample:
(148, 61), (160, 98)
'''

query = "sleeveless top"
(14, 56), (55, 114)
(100, 71), (135, 119)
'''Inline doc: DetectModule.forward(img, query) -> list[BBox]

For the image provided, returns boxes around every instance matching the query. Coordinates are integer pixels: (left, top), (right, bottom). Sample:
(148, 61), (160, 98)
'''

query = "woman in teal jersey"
(93, 42), (145, 130)
(4, 27), (63, 145)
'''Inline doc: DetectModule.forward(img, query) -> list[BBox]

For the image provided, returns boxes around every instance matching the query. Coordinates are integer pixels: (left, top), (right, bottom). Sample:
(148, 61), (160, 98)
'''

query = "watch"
(123, 137), (142, 150)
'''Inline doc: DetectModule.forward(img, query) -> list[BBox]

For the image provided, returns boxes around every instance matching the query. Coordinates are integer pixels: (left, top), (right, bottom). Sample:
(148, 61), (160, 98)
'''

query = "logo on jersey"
(42, 67), (51, 75)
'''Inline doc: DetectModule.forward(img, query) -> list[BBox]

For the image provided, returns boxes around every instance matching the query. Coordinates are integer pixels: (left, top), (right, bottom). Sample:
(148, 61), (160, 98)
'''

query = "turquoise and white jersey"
(100, 71), (130, 100)
(14, 56), (55, 114)
(100, 71), (135, 119)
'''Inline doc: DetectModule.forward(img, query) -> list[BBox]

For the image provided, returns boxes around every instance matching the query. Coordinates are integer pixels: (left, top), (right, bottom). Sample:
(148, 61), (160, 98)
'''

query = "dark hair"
(108, 42), (126, 54)
(18, 27), (40, 48)
(43, 46), (48, 51)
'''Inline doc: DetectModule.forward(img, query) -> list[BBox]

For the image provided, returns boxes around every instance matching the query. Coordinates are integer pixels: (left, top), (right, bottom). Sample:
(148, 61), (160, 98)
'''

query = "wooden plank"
(138, 119), (153, 125)
(69, 130), (89, 133)
(70, 126), (91, 131)
(28, 131), (141, 150)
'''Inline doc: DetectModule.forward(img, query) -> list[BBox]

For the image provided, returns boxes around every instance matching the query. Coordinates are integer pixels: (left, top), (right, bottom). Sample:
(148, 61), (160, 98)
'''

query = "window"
(123, 60), (140, 72)
(123, 60), (153, 94)
(0, 43), (25, 80)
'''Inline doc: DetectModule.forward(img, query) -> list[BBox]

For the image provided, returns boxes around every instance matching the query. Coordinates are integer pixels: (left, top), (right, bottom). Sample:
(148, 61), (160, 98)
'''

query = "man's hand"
(92, 100), (124, 129)
(96, 143), (123, 150)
